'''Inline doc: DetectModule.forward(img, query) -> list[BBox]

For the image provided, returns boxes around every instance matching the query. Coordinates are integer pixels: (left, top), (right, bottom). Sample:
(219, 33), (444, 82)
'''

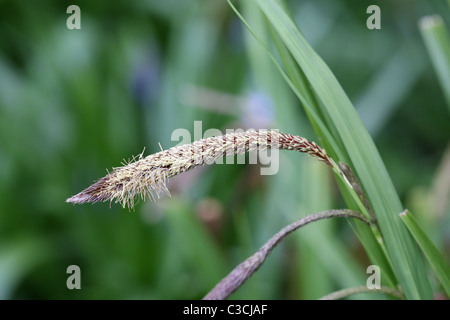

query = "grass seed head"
(67, 130), (334, 209)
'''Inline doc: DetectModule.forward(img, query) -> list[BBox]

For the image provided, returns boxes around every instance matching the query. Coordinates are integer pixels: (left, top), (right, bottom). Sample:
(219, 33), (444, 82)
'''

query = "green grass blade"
(227, 0), (345, 161)
(229, 0), (397, 290)
(298, 159), (372, 299)
(400, 210), (450, 297)
(419, 15), (450, 112)
(252, 0), (432, 299)
(266, 23), (348, 160)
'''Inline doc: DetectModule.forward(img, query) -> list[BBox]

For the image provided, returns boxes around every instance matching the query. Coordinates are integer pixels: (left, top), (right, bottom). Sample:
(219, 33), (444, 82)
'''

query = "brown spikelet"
(66, 130), (335, 209)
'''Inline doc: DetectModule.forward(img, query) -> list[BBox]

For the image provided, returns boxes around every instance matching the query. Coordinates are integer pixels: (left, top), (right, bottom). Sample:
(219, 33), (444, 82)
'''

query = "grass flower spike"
(67, 130), (335, 209)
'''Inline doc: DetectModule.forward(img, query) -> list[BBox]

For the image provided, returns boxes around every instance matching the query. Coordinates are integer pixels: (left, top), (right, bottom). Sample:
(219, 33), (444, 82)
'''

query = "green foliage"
(0, 0), (448, 299)
(246, 0), (433, 300)
(419, 14), (450, 112)
(400, 210), (450, 297)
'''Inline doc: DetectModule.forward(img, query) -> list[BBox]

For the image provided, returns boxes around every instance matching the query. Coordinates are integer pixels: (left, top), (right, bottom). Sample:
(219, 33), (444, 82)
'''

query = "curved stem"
(319, 285), (404, 300)
(203, 209), (369, 300)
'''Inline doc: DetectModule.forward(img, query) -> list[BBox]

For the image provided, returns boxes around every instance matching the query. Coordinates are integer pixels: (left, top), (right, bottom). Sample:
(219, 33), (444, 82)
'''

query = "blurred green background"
(0, 0), (448, 299)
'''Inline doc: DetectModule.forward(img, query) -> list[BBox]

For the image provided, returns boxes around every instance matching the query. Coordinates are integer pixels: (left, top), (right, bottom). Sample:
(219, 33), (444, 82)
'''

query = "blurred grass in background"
(0, 0), (448, 299)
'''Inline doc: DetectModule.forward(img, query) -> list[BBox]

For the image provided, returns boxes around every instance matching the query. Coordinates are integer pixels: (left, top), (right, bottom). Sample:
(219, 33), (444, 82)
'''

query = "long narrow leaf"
(229, 0), (397, 290)
(419, 15), (450, 112)
(400, 210), (450, 297)
(253, 0), (432, 299)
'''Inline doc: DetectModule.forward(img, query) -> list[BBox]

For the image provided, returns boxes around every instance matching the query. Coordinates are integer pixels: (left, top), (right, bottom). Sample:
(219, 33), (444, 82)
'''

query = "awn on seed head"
(66, 129), (335, 209)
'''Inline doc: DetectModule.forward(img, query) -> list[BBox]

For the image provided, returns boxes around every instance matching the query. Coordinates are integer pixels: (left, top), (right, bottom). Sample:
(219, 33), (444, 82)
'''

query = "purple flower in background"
(240, 91), (275, 130)
(130, 52), (161, 105)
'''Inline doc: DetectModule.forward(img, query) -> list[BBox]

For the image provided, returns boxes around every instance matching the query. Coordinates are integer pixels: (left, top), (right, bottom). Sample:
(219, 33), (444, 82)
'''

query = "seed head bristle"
(66, 130), (334, 209)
